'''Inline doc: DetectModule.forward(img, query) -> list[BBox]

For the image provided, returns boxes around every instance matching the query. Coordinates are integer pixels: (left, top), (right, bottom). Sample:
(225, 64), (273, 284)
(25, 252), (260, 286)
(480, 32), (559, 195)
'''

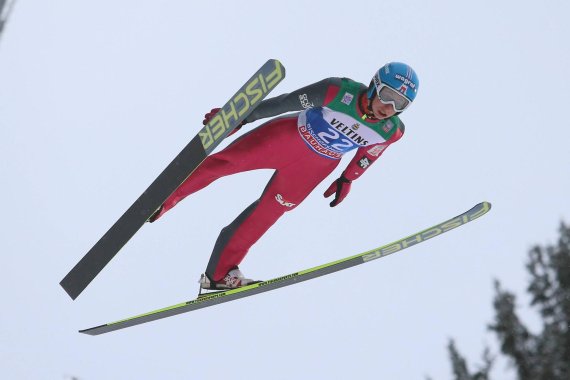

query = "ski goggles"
(375, 84), (411, 112)
(372, 74), (412, 112)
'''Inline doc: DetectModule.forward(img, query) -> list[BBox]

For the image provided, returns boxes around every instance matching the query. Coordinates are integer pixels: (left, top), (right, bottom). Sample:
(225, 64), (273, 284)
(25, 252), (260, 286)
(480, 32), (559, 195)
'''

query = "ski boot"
(199, 267), (259, 293)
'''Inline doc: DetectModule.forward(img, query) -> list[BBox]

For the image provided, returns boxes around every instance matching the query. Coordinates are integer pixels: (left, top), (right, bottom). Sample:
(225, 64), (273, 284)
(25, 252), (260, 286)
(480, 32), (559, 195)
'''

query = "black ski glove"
(323, 175), (352, 207)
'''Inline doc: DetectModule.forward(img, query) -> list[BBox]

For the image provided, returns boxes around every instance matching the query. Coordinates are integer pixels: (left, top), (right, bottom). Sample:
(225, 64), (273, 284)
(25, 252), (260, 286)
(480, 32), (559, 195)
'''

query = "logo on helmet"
(395, 74), (417, 89)
(373, 74), (382, 88)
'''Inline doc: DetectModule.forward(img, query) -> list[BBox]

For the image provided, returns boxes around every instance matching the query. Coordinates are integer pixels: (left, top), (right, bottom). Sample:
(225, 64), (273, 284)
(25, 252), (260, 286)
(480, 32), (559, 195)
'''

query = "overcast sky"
(1, 1), (569, 379)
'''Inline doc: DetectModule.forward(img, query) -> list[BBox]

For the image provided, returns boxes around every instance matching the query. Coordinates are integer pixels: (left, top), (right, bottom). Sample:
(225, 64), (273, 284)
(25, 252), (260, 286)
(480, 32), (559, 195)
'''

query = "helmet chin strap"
(359, 92), (377, 121)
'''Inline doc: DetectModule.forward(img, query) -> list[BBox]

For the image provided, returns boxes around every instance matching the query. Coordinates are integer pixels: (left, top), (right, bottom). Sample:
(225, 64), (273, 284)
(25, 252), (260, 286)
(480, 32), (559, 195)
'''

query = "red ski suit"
(155, 77), (405, 281)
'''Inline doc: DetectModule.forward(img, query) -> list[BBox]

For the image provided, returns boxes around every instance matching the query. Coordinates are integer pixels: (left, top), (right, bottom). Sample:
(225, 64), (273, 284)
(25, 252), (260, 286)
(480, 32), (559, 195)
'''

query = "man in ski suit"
(149, 62), (420, 290)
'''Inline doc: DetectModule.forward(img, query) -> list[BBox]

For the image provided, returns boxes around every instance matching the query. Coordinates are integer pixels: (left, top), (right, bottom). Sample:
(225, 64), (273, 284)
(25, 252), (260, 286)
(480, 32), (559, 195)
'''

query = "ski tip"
(266, 59), (286, 77)
(469, 201), (492, 220)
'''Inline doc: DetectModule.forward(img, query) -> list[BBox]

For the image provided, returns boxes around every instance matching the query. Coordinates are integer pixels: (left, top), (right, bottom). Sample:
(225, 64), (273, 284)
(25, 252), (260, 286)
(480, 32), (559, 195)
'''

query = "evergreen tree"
(448, 340), (492, 380)
(444, 223), (570, 380)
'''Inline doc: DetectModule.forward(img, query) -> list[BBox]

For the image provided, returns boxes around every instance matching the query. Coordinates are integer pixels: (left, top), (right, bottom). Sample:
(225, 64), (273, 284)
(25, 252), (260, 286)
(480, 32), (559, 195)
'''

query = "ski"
(60, 59), (286, 300)
(80, 201), (491, 335)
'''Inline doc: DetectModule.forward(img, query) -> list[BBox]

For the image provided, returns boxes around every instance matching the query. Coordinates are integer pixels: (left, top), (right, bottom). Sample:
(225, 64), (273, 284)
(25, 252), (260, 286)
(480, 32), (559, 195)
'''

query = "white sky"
(1, 1), (569, 379)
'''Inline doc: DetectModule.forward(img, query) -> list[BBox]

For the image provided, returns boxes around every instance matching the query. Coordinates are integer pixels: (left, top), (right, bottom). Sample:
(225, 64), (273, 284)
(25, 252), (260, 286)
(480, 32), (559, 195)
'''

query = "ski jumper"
(155, 78), (406, 281)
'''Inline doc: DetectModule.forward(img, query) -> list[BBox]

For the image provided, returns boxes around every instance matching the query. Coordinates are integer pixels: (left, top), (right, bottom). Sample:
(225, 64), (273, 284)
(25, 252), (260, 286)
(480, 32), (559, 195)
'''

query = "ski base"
(80, 201), (491, 335)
